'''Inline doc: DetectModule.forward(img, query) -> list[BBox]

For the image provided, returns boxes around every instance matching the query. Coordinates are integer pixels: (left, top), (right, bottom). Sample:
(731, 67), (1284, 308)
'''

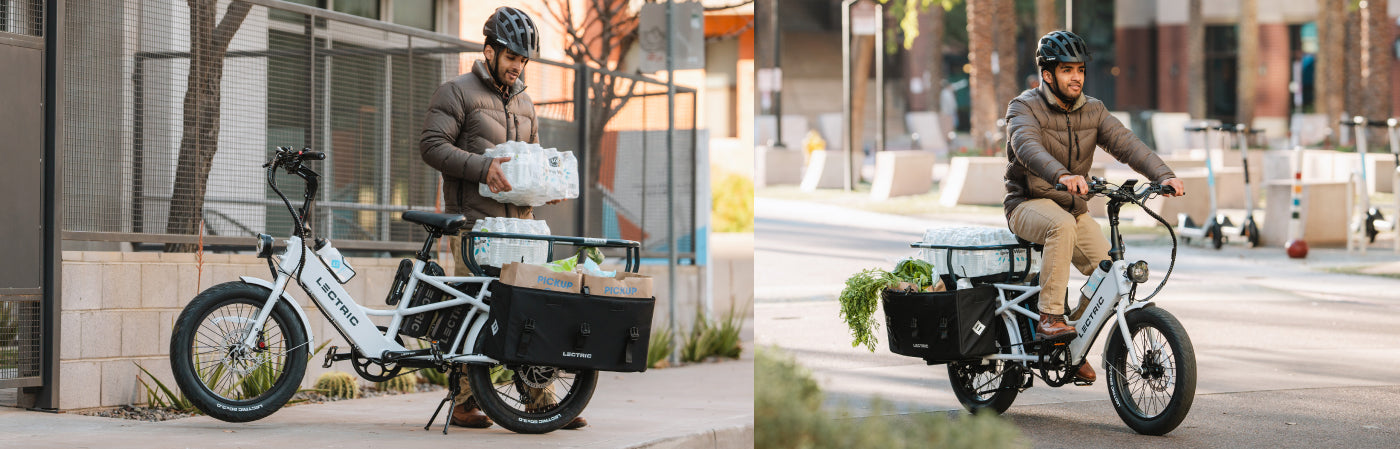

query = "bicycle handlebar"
(1054, 177), (1175, 201)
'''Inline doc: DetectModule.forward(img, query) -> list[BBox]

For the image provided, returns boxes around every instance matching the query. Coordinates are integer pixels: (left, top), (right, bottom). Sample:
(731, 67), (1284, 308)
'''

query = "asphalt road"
(755, 197), (1400, 448)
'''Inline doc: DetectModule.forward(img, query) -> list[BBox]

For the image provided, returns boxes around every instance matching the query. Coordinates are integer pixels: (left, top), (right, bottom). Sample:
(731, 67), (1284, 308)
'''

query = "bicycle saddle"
(402, 211), (467, 234)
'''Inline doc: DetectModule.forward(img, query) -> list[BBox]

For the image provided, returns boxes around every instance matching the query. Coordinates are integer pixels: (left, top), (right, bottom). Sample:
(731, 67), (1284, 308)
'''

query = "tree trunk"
(850, 34), (874, 181)
(1361, 0), (1392, 145)
(1187, 0), (1205, 119)
(165, 1), (251, 252)
(908, 3), (943, 113)
(967, 0), (998, 151)
(1345, 6), (1362, 127)
(1036, 0), (1058, 36)
(1316, 0), (1344, 148)
(994, 0), (1019, 141)
(1237, 0), (1258, 128)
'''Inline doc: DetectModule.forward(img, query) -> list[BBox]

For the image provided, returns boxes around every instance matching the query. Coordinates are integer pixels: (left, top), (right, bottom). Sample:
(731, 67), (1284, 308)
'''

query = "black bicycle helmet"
(1036, 30), (1091, 70)
(483, 6), (539, 59)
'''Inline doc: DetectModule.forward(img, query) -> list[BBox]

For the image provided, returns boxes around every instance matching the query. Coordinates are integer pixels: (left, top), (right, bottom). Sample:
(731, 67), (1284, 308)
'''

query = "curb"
(627, 422), (755, 449)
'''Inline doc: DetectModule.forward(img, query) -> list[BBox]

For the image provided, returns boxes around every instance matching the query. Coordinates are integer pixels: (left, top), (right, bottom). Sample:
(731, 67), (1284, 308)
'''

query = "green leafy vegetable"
(838, 258), (938, 352)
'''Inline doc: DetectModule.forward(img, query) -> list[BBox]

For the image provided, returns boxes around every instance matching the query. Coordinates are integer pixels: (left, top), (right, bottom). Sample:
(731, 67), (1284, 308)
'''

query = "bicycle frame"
(239, 235), (500, 366)
(980, 260), (1152, 373)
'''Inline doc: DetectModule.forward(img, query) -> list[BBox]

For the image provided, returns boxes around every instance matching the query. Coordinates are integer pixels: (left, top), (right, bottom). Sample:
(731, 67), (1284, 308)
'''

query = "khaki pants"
(1007, 199), (1110, 315)
(447, 234), (554, 410)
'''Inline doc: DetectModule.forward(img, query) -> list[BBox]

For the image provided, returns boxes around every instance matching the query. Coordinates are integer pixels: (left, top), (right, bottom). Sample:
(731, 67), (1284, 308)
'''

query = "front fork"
(240, 274), (296, 350)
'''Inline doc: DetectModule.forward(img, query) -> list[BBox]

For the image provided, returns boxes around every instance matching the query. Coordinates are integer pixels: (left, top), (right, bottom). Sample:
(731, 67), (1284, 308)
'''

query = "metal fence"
(61, 0), (699, 260)
(0, 298), (42, 388)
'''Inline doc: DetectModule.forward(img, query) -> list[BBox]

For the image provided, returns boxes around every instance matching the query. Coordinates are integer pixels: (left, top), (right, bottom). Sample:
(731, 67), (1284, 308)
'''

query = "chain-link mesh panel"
(63, 2), (469, 246)
(61, 1), (698, 258)
(0, 297), (42, 384)
(0, 0), (43, 37)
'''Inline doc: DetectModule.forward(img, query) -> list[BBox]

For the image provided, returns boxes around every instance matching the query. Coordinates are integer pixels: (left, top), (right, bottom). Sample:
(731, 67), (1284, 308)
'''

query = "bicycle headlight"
(255, 233), (274, 259)
(1128, 260), (1149, 284)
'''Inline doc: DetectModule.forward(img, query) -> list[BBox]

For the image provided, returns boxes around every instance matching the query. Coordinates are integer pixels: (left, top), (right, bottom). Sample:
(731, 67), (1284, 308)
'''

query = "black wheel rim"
(189, 299), (293, 403)
(1120, 326), (1177, 419)
(487, 365), (585, 415)
(953, 361), (1008, 403)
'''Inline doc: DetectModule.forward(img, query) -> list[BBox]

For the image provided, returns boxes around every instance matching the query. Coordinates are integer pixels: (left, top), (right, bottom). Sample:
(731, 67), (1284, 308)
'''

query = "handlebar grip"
(1158, 185), (1177, 196)
(1054, 184), (1067, 191)
(301, 151), (326, 160)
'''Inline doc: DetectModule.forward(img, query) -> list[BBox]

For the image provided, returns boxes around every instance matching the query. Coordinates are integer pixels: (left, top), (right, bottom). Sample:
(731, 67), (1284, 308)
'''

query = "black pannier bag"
(483, 282), (655, 372)
(881, 285), (998, 362)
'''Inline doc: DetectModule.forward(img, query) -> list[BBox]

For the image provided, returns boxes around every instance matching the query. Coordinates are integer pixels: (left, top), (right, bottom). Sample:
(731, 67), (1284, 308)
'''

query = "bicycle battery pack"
(400, 261), (446, 338)
(881, 285), (998, 363)
(483, 282), (654, 372)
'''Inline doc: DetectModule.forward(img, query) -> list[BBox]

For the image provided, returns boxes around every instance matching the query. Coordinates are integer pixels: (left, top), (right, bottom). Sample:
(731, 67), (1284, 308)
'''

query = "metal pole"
(574, 66), (589, 237)
(1066, 0), (1073, 32)
(772, 0), (784, 148)
(875, 2), (884, 153)
(842, 0), (855, 191)
(666, 0), (678, 365)
(379, 54), (393, 242)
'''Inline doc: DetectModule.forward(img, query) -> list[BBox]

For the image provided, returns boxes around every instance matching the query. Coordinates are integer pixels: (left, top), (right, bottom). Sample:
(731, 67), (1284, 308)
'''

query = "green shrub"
(314, 371), (360, 399)
(648, 326), (676, 368)
(680, 305), (747, 363)
(418, 367), (449, 387)
(712, 173), (754, 233)
(755, 347), (1027, 449)
(376, 373), (417, 393)
(135, 363), (199, 414)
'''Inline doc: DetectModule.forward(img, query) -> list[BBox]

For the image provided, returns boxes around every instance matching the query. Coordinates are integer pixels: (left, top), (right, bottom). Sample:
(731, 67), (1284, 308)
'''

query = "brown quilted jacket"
(1003, 84), (1175, 218)
(420, 59), (539, 227)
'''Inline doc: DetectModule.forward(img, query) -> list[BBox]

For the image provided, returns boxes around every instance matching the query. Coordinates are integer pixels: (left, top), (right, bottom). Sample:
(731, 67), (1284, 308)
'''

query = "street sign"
(640, 2), (705, 73)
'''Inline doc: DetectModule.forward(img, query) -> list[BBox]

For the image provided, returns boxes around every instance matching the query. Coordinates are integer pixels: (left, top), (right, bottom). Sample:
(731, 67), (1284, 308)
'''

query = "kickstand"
(424, 368), (461, 435)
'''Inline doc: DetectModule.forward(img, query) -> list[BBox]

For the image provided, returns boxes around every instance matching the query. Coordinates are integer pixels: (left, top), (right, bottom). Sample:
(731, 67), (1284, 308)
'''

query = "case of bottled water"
(918, 226), (1041, 279)
(470, 217), (551, 267)
(478, 141), (579, 206)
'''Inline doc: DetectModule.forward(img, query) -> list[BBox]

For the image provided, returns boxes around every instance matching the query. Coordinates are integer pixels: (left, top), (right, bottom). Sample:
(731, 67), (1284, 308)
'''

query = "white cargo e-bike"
(912, 178), (1196, 435)
(169, 147), (641, 434)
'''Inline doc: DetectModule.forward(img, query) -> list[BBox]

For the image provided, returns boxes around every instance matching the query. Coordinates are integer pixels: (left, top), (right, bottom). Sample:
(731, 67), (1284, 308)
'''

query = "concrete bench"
(801, 149), (853, 190)
(1261, 180), (1352, 246)
(940, 156), (1006, 207)
(755, 145), (805, 187)
(870, 150), (936, 200)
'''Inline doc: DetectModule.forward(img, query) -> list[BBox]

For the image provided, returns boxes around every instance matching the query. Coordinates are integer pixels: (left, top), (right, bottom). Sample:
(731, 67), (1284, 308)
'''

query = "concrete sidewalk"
(1, 357), (754, 449)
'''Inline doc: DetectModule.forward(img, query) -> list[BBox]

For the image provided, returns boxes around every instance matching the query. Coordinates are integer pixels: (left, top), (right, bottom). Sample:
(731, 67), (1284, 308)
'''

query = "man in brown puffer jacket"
(419, 7), (583, 430)
(1003, 31), (1186, 383)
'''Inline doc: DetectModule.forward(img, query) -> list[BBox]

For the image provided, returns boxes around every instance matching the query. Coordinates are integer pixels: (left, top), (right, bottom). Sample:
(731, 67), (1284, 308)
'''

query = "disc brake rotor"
(517, 365), (557, 389)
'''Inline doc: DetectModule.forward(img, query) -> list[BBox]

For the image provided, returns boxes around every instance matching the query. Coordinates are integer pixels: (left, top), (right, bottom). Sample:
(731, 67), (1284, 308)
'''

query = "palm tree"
(1360, 0), (1391, 141)
(1036, 0), (1057, 37)
(967, 0), (997, 151)
(1237, 0), (1258, 128)
(1315, 0), (1344, 147)
(993, 0), (1019, 137)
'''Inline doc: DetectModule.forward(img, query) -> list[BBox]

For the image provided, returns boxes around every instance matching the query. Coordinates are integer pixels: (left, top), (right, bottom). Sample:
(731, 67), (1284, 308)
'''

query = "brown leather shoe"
(562, 415), (588, 430)
(1075, 362), (1096, 383)
(1037, 313), (1077, 341)
(450, 398), (493, 428)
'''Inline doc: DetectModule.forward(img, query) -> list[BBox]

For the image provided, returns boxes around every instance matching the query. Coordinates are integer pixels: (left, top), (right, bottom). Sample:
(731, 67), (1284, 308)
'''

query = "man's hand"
(1161, 177), (1186, 197)
(486, 156), (513, 193)
(1058, 174), (1088, 195)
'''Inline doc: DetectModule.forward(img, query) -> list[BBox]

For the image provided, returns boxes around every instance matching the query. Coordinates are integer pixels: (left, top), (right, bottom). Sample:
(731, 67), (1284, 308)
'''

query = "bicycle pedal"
(322, 346), (338, 368)
(1073, 380), (1094, 386)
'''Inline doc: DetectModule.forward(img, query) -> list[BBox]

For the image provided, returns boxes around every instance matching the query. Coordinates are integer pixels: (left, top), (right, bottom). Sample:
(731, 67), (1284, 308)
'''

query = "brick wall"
(1115, 26), (1156, 111)
(1255, 23), (1292, 120)
(55, 250), (734, 410)
(1156, 25), (1189, 113)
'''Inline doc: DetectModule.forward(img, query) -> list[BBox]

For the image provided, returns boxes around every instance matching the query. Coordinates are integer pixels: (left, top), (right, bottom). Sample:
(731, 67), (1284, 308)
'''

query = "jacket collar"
(1039, 82), (1086, 113)
(473, 59), (527, 98)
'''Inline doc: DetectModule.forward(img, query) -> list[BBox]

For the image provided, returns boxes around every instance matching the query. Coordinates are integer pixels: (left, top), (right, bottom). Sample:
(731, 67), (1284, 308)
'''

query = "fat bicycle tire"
(466, 340), (598, 434)
(947, 328), (1023, 414)
(170, 281), (309, 423)
(1103, 306), (1197, 435)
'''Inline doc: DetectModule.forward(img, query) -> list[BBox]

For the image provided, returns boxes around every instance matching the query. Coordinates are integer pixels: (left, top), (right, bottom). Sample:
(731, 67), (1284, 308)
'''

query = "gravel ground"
(76, 383), (446, 422)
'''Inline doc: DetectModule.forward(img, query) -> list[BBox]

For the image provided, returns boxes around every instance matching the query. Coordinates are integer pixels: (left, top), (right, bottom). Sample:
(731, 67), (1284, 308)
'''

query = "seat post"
(417, 231), (441, 261)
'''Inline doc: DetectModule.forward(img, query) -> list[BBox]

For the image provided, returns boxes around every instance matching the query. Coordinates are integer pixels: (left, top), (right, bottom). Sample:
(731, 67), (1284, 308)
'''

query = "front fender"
(240, 276), (316, 353)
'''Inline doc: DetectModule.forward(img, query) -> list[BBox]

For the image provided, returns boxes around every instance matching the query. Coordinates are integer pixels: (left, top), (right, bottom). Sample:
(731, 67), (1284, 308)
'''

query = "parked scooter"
(1340, 116), (1395, 245)
(1212, 123), (1262, 247)
(1175, 123), (1225, 249)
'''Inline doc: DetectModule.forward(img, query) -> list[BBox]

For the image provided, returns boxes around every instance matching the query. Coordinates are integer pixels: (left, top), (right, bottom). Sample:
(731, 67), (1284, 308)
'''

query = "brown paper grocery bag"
(500, 262), (583, 293)
(582, 272), (654, 298)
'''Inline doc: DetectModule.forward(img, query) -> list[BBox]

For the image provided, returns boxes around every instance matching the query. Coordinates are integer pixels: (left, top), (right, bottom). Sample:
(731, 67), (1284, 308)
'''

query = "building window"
(333, 0), (380, 20)
(1205, 25), (1239, 122)
(392, 0), (435, 31)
